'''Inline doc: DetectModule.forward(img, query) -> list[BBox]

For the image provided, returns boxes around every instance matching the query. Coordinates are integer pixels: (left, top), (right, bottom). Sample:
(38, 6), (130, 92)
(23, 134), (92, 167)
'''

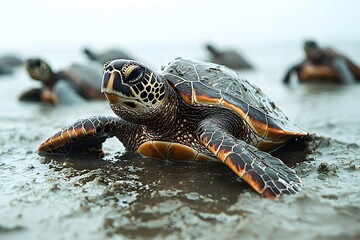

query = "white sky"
(1, 0), (359, 51)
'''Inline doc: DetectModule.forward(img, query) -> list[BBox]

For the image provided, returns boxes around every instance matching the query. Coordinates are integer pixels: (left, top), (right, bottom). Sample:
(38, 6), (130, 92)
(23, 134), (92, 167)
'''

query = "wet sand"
(1, 46), (360, 239)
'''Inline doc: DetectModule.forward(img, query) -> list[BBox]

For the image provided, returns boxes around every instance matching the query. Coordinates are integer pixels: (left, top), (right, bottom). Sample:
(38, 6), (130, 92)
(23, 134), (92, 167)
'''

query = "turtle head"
(83, 48), (97, 61)
(304, 40), (321, 60)
(25, 58), (54, 84)
(206, 44), (221, 56)
(101, 59), (167, 123)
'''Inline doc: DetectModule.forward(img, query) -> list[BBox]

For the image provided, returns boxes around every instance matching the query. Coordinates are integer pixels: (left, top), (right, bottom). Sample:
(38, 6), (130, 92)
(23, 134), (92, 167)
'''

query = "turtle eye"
(33, 59), (41, 67)
(103, 61), (114, 72)
(126, 66), (144, 84)
(103, 61), (110, 71)
(28, 59), (42, 68)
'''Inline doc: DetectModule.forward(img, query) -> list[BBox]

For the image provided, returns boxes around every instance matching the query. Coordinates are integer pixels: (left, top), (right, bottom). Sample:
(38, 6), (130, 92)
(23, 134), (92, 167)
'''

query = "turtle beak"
(101, 71), (124, 104)
(101, 71), (117, 93)
(104, 92), (121, 104)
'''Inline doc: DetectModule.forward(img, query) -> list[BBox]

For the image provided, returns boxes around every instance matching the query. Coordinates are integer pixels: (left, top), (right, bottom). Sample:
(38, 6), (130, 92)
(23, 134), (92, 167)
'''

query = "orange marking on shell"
(257, 140), (285, 152)
(264, 126), (286, 141)
(194, 92), (221, 105)
(247, 118), (267, 138)
(179, 91), (193, 105)
(222, 100), (307, 145)
(247, 117), (306, 143)
(299, 65), (337, 81)
(265, 126), (307, 142)
(137, 141), (168, 159)
(221, 101), (247, 119)
(222, 100), (278, 140)
(167, 143), (198, 160)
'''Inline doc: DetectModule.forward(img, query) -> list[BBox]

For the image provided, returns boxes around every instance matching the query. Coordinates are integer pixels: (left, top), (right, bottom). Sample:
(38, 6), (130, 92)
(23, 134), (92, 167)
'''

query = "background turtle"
(0, 54), (22, 75)
(19, 58), (105, 105)
(83, 47), (135, 64)
(283, 40), (360, 84)
(206, 44), (253, 70)
(38, 58), (307, 198)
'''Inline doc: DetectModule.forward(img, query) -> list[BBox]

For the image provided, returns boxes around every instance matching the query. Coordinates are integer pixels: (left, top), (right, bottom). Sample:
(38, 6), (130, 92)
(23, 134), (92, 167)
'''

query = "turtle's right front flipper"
(197, 119), (302, 199)
(38, 116), (141, 157)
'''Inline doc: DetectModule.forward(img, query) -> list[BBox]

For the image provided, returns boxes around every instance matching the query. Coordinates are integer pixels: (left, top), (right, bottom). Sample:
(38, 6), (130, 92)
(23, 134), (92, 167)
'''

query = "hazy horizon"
(1, 0), (359, 52)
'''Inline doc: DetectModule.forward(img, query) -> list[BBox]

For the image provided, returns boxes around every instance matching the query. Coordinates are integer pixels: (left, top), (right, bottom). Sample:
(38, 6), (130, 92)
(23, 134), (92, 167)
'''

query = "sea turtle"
(19, 58), (105, 105)
(206, 44), (253, 70)
(38, 58), (308, 198)
(0, 63), (12, 75)
(0, 54), (22, 75)
(283, 40), (360, 84)
(83, 47), (134, 64)
(0, 54), (22, 67)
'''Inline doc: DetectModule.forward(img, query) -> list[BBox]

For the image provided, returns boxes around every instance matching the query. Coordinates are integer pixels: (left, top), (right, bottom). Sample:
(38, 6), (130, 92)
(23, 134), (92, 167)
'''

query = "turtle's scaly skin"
(38, 116), (141, 157)
(38, 58), (307, 199)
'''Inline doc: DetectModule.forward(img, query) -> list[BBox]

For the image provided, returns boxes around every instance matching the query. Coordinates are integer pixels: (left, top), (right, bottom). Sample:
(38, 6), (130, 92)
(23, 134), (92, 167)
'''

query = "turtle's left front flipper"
(38, 116), (140, 157)
(196, 119), (302, 199)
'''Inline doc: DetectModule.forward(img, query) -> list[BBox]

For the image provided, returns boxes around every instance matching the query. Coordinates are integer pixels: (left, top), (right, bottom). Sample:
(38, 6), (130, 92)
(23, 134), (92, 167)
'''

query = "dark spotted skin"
(39, 58), (307, 199)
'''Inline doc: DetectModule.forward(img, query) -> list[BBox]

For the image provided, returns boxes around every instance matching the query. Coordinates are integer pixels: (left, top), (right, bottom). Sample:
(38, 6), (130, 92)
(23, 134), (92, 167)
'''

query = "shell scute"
(160, 58), (307, 143)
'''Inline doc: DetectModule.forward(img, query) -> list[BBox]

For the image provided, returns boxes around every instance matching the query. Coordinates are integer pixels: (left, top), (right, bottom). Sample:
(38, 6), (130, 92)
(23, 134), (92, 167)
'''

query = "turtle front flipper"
(38, 116), (140, 157)
(196, 119), (302, 199)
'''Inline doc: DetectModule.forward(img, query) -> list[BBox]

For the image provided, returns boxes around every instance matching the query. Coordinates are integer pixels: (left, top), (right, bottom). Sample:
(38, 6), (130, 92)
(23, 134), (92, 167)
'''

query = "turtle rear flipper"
(38, 116), (139, 157)
(197, 119), (302, 199)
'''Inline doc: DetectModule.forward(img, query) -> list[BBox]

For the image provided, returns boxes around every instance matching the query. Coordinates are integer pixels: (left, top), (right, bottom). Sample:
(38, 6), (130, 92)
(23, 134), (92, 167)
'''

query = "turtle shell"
(160, 58), (307, 151)
(84, 48), (134, 64)
(64, 62), (103, 91)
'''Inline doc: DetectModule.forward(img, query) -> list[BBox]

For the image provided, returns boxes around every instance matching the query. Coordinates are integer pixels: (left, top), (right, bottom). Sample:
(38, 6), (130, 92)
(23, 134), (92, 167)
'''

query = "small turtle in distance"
(20, 58), (105, 105)
(38, 58), (308, 198)
(83, 47), (134, 64)
(206, 44), (253, 70)
(0, 54), (22, 75)
(283, 40), (360, 84)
